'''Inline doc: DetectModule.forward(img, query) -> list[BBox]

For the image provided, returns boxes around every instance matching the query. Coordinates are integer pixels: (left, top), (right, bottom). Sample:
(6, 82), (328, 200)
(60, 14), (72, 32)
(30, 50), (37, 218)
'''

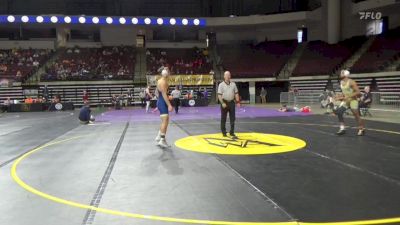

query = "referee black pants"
(173, 98), (180, 113)
(221, 100), (235, 135)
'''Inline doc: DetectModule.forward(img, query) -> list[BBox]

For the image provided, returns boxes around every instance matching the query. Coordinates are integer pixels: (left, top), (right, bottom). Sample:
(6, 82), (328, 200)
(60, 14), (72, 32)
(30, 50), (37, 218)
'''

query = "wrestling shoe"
(336, 129), (346, 135)
(357, 129), (365, 136)
(157, 139), (171, 148)
(155, 135), (161, 142)
(230, 133), (238, 139)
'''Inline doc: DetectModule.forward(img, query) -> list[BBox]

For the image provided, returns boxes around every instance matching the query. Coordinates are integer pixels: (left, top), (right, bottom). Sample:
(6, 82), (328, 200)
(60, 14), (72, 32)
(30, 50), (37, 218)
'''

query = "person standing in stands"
(203, 88), (208, 101)
(82, 90), (89, 104)
(1, 97), (11, 112)
(43, 85), (49, 102)
(139, 88), (146, 108)
(335, 70), (365, 136)
(260, 87), (267, 104)
(218, 71), (240, 138)
(170, 86), (181, 114)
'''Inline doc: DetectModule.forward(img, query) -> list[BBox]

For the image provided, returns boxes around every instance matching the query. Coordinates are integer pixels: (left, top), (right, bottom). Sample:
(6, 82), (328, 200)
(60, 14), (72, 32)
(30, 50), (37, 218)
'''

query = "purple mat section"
(96, 106), (311, 123)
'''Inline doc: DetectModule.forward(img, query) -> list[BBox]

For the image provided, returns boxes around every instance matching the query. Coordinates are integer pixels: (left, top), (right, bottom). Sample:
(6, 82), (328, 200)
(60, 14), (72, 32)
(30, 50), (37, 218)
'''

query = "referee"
(218, 71), (240, 138)
(171, 86), (181, 114)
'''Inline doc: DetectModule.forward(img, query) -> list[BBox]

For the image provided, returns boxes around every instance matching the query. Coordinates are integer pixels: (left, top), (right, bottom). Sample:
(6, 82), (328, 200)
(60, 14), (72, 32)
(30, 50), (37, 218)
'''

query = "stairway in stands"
(134, 48), (147, 85)
(277, 43), (306, 79)
(334, 36), (376, 73)
(26, 49), (61, 84)
(384, 57), (400, 72)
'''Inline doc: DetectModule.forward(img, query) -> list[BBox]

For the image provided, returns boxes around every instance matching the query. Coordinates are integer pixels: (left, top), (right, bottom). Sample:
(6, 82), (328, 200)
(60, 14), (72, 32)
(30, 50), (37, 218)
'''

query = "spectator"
(203, 88), (208, 100)
(1, 97), (11, 112)
(16, 70), (22, 78)
(33, 60), (39, 67)
(43, 85), (49, 101)
(359, 86), (372, 108)
(260, 87), (267, 104)
(82, 90), (89, 103)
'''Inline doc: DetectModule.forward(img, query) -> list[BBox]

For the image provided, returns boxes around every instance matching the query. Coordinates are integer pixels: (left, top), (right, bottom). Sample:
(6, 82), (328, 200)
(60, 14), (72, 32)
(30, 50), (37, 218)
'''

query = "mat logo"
(175, 133), (306, 155)
(204, 137), (281, 149)
(359, 11), (382, 20)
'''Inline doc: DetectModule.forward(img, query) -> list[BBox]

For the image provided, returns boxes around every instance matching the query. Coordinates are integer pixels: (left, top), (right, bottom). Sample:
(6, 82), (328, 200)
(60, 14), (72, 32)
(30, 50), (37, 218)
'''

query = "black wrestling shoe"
(336, 129), (346, 135)
(230, 133), (238, 139)
(357, 129), (365, 136)
(222, 133), (228, 137)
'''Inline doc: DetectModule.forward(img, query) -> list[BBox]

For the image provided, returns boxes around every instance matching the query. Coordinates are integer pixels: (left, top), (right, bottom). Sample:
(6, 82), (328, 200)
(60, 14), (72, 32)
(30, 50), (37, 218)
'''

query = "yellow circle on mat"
(175, 133), (306, 155)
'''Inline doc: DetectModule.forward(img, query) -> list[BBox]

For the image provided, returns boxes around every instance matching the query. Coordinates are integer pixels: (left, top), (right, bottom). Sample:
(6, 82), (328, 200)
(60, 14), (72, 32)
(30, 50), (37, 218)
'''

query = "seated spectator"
(359, 86), (372, 108)
(16, 70), (22, 78)
(0, 64), (7, 73)
(33, 60), (39, 67)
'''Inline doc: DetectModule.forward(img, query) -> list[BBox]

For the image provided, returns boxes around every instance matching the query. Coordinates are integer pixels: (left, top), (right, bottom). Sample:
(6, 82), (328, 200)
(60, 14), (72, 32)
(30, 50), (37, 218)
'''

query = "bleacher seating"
(0, 85), (24, 104)
(375, 77), (400, 104)
(219, 40), (297, 78)
(38, 82), (138, 107)
(351, 35), (400, 73)
(289, 79), (328, 104)
(0, 49), (52, 81)
(146, 48), (211, 75)
(42, 46), (135, 81)
(292, 36), (366, 76)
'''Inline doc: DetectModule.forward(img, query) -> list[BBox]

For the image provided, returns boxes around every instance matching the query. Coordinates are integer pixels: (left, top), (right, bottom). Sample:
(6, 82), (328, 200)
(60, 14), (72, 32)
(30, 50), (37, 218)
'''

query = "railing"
(280, 91), (400, 111)
(371, 92), (400, 110)
(280, 91), (323, 107)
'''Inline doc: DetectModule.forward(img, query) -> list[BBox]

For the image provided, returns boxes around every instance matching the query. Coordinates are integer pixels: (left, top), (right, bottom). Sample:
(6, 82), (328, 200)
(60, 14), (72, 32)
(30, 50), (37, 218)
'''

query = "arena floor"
(0, 106), (399, 225)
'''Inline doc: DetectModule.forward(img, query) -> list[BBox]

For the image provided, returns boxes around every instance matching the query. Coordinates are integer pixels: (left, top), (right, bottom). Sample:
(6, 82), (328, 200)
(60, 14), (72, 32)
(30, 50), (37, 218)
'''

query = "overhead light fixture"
(21, 16), (29, 23)
(132, 17), (139, 24)
(144, 18), (151, 25)
(92, 17), (99, 24)
(170, 18), (176, 25)
(64, 16), (71, 23)
(106, 17), (113, 24)
(7, 15), (15, 23)
(50, 16), (58, 23)
(182, 18), (188, 25)
(36, 16), (44, 23)
(79, 16), (86, 24)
